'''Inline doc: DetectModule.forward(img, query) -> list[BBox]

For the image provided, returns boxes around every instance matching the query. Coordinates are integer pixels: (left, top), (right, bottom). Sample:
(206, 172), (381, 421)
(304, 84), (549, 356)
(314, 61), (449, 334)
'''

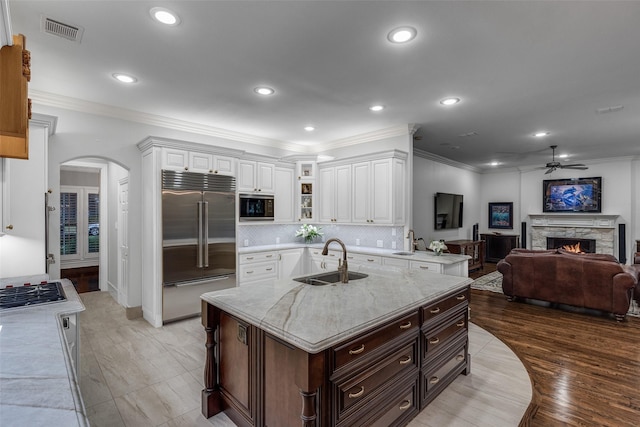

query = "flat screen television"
(434, 192), (463, 229)
(542, 177), (602, 213)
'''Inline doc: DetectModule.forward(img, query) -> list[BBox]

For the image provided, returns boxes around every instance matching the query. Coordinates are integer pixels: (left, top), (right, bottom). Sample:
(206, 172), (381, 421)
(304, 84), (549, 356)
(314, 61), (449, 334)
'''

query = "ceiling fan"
(542, 145), (588, 174)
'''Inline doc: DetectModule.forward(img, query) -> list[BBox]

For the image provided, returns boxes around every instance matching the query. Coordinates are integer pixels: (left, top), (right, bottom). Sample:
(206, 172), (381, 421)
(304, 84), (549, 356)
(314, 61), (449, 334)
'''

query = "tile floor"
(79, 291), (530, 426)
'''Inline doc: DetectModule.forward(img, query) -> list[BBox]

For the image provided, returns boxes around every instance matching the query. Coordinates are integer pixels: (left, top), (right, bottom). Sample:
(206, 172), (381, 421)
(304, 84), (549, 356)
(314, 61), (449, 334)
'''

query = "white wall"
(412, 154), (482, 244)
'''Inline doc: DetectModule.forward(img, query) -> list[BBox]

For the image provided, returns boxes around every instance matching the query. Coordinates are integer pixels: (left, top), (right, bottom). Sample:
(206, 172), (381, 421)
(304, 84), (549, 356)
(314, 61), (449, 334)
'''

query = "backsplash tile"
(237, 224), (405, 250)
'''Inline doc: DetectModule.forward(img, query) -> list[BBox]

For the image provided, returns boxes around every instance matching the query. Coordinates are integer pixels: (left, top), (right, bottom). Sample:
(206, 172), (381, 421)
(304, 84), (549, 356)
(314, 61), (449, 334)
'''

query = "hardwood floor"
(469, 289), (640, 426)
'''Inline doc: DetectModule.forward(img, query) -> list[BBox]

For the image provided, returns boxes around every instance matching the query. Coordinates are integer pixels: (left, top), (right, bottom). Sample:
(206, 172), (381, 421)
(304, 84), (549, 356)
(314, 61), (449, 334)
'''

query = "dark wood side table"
(445, 240), (485, 272)
(636, 240), (640, 252)
(480, 234), (520, 263)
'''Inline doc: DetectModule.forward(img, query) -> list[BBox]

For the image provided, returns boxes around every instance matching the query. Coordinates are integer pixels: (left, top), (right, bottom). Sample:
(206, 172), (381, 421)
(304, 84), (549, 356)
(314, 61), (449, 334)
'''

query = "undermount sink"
(294, 271), (368, 286)
(392, 251), (414, 256)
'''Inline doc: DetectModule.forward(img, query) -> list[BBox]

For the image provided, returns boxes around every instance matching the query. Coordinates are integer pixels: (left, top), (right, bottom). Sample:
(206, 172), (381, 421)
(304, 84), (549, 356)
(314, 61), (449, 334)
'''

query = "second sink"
(294, 271), (368, 286)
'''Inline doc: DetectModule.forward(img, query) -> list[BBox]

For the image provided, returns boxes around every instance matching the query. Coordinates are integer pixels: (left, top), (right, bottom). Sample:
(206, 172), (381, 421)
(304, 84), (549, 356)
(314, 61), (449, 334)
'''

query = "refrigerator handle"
(203, 201), (209, 268)
(197, 201), (204, 268)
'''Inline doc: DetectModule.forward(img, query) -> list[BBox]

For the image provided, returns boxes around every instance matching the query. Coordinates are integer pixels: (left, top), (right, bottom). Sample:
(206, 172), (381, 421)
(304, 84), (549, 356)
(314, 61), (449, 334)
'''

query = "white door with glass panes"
(60, 186), (100, 267)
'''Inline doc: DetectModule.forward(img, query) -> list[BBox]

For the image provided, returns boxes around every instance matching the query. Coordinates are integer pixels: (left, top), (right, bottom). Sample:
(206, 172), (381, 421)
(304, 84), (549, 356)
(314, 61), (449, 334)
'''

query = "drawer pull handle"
(429, 337), (440, 345)
(429, 376), (440, 385)
(419, 266), (429, 270)
(456, 320), (465, 327)
(456, 295), (466, 300)
(266, 268), (273, 271)
(266, 254), (273, 258)
(246, 271), (254, 274)
(430, 307), (440, 314)
(399, 321), (412, 329)
(367, 259), (375, 262)
(348, 386), (365, 398)
(399, 356), (412, 365)
(456, 354), (465, 361)
(349, 344), (365, 355)
(246, 257), (254, 260)
(399, 400), (411, 411)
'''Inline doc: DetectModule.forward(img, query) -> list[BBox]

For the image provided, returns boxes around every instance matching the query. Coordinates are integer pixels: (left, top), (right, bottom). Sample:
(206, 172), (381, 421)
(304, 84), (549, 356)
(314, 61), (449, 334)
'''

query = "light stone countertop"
(0, 276), (88, 427)
(238, 242), (471, 265)
(201, 266), (472, 354)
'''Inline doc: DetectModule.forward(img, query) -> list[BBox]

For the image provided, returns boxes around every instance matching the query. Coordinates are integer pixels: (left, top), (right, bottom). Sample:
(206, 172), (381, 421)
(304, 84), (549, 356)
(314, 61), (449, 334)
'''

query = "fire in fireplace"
(547, 237), (596, 253)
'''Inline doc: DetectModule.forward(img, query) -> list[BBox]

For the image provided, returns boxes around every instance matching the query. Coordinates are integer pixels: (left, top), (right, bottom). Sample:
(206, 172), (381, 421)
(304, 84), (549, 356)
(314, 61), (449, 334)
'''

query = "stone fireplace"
(529, 214), (618, 256)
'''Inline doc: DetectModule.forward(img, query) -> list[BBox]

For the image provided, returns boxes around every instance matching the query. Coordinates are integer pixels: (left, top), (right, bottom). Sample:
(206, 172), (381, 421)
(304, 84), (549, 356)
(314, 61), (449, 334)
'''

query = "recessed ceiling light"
(440, 97), (460, 106)
(304, 126), (315, 132)
(533, 131), (549, 137)
(369, 105), (385, 112)
(150, 7), (180, 26)
(387, 26), (417, 43)
(254, 86), (275, 96)
(490, 162), (500, 167)
(112, 73), (137, 84)
(558, 154), (568, 159)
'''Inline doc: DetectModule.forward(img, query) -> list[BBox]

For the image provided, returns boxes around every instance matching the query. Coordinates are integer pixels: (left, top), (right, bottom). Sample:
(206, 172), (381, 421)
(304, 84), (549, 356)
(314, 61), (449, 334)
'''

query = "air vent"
(595, 105), (624, 115)
(40, 15), (84, 43)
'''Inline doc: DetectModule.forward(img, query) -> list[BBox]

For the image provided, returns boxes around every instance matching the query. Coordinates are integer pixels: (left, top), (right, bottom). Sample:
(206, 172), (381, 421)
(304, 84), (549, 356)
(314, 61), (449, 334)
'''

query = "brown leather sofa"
(634, 252), (640, 305)
(497, 248), (639, 321)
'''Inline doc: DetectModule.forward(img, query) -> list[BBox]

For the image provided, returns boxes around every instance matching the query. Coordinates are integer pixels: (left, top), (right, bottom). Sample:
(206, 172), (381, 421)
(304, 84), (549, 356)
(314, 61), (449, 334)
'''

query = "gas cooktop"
(0, 281), (66, 309)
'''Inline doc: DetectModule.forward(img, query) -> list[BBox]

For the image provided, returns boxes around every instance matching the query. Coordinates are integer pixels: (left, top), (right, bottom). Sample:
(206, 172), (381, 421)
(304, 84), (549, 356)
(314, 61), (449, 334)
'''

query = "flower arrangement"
(295, 224), (323, 244)
(428, 240), (448, 256)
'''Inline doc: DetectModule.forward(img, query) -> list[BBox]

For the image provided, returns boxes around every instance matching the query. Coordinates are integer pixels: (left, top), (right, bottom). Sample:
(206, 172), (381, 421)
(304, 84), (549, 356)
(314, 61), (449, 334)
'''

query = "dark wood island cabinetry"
(201, 273), (470, 427)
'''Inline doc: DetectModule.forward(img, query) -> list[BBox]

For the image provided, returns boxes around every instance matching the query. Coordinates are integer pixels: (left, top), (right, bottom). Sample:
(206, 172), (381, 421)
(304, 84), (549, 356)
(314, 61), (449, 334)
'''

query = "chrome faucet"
(407, 229), (416, 252)
(322, 238), (349, 283)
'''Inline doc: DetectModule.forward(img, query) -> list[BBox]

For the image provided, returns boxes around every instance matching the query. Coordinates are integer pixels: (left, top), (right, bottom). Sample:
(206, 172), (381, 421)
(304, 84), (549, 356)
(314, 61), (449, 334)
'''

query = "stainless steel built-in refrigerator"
(161, 170), (236, 323)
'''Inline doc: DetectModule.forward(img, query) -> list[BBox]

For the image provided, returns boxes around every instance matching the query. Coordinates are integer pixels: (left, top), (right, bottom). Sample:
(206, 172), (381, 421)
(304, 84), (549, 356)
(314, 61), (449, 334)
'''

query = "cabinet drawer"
(346, 253), (382, 265)
(337, 373), (419, 427)
(422, 311), (467, 360)
(333, 311), (419, 370)
(409, 260), (440, 272)
(422, 343), (467, 400)
(382, 257), (410, 268)
(239, 261), (277, 282)
(421, 287), (470, 324)
(335, 341), (417, 418)
(239, 252), (277, 264)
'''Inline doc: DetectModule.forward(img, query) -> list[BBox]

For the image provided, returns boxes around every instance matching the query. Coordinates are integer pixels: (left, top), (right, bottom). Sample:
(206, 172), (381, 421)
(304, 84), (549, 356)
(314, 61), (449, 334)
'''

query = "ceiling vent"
(40, 15), (84, 43)
(595, 105), (624, 115)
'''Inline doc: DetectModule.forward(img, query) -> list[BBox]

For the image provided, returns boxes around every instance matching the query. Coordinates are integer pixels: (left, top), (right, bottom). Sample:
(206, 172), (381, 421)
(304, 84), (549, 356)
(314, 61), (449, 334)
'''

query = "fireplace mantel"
(529, 214), (619, 229)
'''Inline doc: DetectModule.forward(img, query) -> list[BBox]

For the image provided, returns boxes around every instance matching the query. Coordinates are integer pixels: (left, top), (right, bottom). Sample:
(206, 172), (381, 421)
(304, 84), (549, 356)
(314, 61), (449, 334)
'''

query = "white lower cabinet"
(278, 248), (304, 279)
(238, 248), (304, 285)
(409, 260), (441, 273)
(307, 248), (340, 274)
(346, 252), (381, 267)
(382, 257), (410, 269)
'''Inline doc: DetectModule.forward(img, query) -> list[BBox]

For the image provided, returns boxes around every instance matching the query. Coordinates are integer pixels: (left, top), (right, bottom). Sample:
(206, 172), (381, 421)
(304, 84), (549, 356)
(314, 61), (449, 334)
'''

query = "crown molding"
(30, 90), (289, 149)
(315, 124), (418, 153)
(413, 148), (481, 173)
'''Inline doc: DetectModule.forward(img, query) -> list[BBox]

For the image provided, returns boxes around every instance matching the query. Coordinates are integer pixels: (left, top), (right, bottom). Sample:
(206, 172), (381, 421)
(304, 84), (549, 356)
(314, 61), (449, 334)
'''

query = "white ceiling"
(6, 1), (640, 171)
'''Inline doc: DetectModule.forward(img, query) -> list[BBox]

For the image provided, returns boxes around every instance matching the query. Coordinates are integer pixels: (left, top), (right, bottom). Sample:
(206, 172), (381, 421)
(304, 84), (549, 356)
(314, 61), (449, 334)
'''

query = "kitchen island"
(200, 266), (472, 427)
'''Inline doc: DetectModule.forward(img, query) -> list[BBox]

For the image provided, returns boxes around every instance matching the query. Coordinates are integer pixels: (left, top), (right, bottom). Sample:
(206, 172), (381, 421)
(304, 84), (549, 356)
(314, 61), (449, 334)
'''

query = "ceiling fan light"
(369, 105), (385, 112)
(534, 131), (549, 137)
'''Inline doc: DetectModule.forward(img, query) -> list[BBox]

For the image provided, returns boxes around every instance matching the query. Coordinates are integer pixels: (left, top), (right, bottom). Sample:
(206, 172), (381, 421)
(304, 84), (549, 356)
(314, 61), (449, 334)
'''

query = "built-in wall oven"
(239, 194), (274, 221)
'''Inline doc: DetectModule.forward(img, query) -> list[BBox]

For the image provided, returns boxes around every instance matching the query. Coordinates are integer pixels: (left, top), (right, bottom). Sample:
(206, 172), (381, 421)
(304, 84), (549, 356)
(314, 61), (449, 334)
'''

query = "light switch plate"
(377, 240), (383, 248)
(356, 239), (360, 246)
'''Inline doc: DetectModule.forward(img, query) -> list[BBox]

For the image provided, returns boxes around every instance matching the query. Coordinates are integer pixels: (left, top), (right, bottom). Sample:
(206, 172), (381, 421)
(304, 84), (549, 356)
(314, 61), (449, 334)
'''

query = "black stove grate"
(0, 282), (66, 309)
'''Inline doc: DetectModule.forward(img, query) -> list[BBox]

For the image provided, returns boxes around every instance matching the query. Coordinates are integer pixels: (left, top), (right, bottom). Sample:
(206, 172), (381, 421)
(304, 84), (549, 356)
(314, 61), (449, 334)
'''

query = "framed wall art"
(488, 202), (513, 229)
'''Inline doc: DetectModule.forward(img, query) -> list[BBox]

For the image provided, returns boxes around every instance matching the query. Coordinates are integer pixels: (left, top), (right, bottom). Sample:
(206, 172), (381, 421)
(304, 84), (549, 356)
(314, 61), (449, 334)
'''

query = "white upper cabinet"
(318, 164), (351, 223)
(352, 157), (405, 225)
(162, 148), (235, 175)
(238, 161), (275, 193)
(274, 167), (295, 222)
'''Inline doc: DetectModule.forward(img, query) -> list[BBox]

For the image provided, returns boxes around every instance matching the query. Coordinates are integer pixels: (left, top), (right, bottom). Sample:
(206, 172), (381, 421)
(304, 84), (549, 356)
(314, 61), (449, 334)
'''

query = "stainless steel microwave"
(239, 194), (274, 221)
